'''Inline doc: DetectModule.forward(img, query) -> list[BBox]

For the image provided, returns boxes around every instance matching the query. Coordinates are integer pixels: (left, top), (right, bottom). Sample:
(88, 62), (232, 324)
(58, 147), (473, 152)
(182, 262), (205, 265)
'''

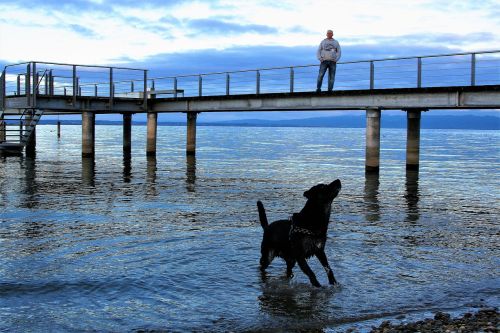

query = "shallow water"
(0, 124), (499, 332)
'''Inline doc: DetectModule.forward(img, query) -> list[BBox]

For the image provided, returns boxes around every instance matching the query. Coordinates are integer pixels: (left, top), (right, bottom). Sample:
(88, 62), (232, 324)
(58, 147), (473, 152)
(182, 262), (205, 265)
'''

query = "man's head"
(326, 30), (333, 39)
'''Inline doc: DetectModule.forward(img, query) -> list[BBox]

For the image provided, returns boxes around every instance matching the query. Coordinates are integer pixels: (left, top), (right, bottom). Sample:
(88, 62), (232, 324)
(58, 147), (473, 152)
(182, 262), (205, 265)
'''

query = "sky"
(0, 0), (499, 121)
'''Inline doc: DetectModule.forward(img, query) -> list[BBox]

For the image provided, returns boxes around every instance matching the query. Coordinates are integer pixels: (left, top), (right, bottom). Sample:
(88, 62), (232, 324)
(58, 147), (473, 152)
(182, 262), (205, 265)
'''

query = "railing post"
(26, 64), (31, 107)
(174, 77), (178, 98)
(471, 53), (476, 86)
(49, 70), (54, 96)
(1, 69), (5, 110)
(44, 71), (48, 95)
(131, 80), (134, 93)
(76, 77), (80, 96)
(290, 67), (294, 93)
(17, 74), (21, 95)
(417, 57), (422, 88)
(94, 85), (98, 97)
(198, 75), (202, 97)
(143, 70), (147, 110)
(226, 73), (230, 96)
(32, 62), (37, 107)
(151, 79), (155, 91)
(109, 67), (113, 109)
(72, 65), (77, 107)
(256, 70), (260, 95)
(370, 61), (374, 90)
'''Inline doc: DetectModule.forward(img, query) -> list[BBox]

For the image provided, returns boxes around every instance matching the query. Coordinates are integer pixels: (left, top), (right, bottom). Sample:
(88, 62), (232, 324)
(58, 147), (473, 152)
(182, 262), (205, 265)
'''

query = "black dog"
(257, 179), (341, 287)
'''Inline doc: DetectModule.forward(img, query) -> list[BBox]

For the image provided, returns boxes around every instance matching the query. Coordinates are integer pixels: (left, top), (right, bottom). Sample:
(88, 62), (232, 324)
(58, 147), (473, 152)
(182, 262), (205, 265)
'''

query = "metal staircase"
(0, 109), (44, 153)
(1, 67), (46, 153)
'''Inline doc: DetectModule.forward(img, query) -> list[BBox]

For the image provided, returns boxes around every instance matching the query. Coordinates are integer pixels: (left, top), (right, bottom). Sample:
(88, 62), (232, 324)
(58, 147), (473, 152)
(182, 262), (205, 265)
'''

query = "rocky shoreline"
(365, 308), (498, 333)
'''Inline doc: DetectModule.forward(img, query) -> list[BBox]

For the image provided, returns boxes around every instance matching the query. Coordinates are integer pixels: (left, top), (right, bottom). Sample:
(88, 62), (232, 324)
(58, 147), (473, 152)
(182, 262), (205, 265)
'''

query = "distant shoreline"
(38, 114), (500, 130)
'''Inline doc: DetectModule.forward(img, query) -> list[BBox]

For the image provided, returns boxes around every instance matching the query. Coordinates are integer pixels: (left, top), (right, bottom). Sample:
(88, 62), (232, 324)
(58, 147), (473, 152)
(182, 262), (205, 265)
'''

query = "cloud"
(68, 24), (99, 38)
(185, 18), (278, 35)
(0, 0), (499, 67)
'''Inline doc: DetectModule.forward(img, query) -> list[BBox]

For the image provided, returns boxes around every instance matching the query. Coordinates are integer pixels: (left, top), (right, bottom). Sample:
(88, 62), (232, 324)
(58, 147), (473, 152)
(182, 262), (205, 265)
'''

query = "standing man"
(316, 29), (341, 92)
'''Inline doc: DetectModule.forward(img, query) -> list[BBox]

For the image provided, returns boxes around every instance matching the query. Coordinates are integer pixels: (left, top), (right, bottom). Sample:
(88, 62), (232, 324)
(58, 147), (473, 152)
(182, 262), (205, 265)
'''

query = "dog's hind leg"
(297, 257), (321, 287)
(285, 259), (296, 278)
(260, 246), (274, 271)
(316, 250), (337, 285)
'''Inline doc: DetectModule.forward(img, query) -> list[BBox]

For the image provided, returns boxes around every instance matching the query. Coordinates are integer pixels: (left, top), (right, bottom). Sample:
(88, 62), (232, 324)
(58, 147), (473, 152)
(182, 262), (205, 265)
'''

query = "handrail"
(149, 49), (500, 79)
(4, 50), (499, 78)
(4, 61), (146, 72)
(1, 50), (499, 105)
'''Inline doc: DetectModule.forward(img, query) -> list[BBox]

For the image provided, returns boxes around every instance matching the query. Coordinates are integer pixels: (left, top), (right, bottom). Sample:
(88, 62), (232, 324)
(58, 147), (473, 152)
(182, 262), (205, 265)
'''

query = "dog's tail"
(257, 201), (268, 229)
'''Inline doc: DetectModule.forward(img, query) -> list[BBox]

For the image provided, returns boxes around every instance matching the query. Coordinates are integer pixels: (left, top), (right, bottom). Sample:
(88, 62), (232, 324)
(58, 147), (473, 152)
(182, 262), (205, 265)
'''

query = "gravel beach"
(365, 308), (498, 333)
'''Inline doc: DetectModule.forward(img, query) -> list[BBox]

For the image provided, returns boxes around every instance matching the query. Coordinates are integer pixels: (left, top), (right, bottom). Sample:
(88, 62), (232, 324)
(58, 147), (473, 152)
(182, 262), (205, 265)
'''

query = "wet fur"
(258, 180), (341, 287)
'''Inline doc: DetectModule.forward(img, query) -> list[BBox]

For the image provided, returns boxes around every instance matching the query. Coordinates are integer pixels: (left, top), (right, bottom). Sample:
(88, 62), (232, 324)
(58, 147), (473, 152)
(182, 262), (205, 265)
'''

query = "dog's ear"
(303, 185), (318, 199)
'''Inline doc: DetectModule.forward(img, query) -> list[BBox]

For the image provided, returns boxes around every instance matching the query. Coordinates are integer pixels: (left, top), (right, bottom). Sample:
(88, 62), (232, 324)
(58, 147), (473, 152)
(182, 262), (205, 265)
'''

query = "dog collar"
(289, 221), (318, 237)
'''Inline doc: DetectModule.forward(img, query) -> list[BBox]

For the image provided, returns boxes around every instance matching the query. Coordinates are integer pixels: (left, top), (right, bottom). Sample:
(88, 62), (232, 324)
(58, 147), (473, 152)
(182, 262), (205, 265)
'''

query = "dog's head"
(303, 179), (342, 204)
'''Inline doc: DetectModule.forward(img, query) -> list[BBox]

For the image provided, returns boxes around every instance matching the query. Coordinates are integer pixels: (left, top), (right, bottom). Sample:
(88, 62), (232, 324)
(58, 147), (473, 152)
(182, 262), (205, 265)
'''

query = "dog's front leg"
(315, 250), (337, 285)
(297, 257), (321, 287)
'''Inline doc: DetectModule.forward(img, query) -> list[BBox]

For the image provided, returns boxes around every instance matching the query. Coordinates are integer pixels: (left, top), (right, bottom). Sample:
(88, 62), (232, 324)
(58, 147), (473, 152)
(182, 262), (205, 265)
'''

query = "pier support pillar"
(25, 113), (36, 156)
(405, 109), (423, 170)
(0, 120), (5, 142)
(146, 112), (157, 156)
(82, 111), (95, 158)
(186, 112), (198, 156)
(57, 121), (61, 139)
(123, 114), (132, 153)
(365, 108), (381, 173)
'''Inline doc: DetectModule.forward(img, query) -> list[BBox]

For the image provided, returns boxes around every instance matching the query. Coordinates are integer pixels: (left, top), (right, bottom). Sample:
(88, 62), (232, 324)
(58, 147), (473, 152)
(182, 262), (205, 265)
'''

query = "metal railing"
(152, 50), (499, 97)
(1, 61), (148, 110)
(1, 50), (499, 109)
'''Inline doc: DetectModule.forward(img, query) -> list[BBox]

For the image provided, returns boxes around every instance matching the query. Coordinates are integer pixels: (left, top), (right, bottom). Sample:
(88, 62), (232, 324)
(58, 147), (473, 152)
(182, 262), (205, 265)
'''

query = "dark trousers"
(316, 61), (337, 91)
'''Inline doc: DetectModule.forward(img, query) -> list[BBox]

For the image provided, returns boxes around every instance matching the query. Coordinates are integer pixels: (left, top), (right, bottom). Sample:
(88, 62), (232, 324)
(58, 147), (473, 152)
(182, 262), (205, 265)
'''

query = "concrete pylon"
(82, 111), (95, 157)
(365, 108), (381, 173)
(123, 113), (132, 153)
(146, 112), (157, 156)
(25, 112), (36, 156)
(186, 112), (198, 156)
(405, 109), (424, 170)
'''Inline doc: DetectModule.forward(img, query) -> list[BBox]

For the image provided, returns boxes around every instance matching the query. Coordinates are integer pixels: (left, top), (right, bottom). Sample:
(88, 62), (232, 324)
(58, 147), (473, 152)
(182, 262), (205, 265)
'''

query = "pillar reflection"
(146, 155), (157, 183)
(146, 155), (157, 197)
(364, 172), (380, 222)
(123, 150), (132, 183)
(82, 157), (95, 187)
(186, 155), (196, 192)
(404, 169), (420, 222)
(22, 155), (39, 208)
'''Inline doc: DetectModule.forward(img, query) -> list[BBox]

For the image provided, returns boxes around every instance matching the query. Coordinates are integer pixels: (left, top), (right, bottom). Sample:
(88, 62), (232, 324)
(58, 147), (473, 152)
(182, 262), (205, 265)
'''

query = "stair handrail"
(19, 108), (44, 143)
(0, 69), (5, 110)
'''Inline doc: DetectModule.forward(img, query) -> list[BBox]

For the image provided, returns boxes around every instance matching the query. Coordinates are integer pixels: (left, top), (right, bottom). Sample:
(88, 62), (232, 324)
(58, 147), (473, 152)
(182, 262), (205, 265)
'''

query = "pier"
(1, 50), (499, 172)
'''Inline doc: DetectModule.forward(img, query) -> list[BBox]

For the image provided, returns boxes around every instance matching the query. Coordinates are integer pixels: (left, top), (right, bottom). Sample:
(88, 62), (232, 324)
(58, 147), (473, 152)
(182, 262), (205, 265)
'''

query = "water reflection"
(22, 156), (39, 208)
(146, 156), (157, 183)
(123, 151), (132, 183)
(258, 279), (333, 330)
(404, 169), (420, 222)
(186, 155), (196, 192)
(364, 172), (380, 222)
(82, 157), (95, 187)
(146, 156), (157, 197)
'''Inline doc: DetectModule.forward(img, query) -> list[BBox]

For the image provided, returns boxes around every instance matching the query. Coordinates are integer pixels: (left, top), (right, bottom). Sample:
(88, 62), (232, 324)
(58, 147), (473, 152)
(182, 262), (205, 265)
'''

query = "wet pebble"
(368, 308), (498, 333)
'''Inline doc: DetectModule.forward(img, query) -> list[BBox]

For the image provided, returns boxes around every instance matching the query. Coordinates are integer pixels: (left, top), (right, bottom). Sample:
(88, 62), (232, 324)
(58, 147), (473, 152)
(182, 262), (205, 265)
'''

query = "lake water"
(0, 124), (499, 332)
